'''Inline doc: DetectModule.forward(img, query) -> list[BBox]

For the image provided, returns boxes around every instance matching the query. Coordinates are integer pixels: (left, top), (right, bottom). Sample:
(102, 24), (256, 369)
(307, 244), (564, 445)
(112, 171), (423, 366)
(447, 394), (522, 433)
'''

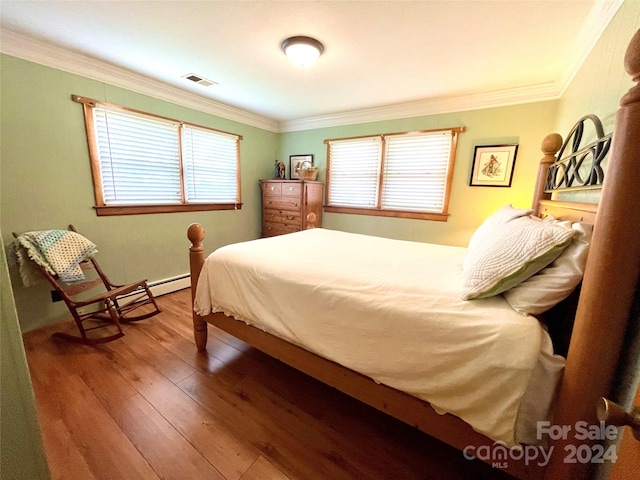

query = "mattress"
(194, 228), (564, 447)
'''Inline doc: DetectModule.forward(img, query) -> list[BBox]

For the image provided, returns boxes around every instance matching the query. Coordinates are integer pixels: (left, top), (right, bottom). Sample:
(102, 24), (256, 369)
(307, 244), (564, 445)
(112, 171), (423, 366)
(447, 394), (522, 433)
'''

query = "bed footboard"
(188, 222), (208, 351)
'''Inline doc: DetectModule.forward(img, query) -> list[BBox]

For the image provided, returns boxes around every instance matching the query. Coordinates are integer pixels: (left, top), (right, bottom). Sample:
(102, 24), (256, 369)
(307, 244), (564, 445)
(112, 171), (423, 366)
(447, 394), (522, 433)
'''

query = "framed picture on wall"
(290, 154), (313, 180)
(469, 144), (519, 187)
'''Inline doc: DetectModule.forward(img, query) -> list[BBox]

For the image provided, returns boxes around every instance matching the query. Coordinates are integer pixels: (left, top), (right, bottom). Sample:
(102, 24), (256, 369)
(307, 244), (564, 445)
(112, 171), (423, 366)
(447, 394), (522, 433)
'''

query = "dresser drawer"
(263, 197), (302, 211)
(263, 208), (282, 223)
(281, 182), (302, 197)
(262, 222), (299, 237)
(264, 209), (302, 224)
(262, 182), (282, 196)
(281, 211), (301, 225)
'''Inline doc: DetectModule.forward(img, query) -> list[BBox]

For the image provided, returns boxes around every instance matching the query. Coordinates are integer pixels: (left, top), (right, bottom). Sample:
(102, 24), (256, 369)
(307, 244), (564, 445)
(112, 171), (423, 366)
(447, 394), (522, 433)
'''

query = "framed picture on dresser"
(290, 154), (314, 180)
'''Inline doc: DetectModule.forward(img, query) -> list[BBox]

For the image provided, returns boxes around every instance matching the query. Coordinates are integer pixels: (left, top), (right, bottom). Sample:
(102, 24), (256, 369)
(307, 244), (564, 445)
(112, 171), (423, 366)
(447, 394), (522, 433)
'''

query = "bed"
(187, 30), (640, 480)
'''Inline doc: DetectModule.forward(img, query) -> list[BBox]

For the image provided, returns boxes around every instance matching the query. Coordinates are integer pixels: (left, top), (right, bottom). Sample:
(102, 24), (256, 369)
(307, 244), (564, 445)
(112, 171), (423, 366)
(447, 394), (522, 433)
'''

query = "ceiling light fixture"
(281, 36), (324, 68)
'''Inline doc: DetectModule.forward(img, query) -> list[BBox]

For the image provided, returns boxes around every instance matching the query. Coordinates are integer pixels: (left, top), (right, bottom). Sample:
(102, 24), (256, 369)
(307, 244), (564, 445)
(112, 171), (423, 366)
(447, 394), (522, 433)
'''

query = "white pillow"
(462, 216), (575, 300)
(503, 223), (592, 315)
(467, 204), (534, 251)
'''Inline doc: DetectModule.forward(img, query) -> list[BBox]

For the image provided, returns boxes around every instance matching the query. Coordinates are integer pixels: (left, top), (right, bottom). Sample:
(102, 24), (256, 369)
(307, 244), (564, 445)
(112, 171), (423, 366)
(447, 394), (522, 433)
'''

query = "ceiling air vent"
(182, 73), (217, 87)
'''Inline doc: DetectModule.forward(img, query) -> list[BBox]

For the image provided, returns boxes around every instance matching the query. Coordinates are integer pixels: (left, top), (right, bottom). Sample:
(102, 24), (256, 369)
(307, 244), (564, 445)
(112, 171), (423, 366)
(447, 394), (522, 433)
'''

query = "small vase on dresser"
(259, 179), (323, 237)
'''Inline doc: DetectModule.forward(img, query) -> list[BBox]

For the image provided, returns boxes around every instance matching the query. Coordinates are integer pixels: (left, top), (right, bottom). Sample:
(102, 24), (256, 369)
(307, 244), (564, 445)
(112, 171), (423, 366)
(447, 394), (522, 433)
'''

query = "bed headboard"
(533, 114), (612, 222)
(531, 114), (613, 356)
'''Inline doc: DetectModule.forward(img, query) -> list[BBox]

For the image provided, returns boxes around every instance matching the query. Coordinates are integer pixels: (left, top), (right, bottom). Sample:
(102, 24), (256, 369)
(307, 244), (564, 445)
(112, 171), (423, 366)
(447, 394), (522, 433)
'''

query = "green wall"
(279, 102), (558, 247)
(0, 235), (50, 479)
(0, 55), (278, 332)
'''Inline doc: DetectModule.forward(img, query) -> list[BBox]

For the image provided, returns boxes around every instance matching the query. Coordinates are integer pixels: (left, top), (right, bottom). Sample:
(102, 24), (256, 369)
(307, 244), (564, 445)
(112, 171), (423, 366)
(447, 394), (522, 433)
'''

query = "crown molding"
(0, 0), (623, 134)
(278, 82), (563, 132)
(0, 29), (280, 132)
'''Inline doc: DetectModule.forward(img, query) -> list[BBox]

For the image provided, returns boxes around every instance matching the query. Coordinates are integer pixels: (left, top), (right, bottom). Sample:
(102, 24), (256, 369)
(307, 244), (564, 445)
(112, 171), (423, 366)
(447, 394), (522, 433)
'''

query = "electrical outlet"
(51, 290), (62, 302)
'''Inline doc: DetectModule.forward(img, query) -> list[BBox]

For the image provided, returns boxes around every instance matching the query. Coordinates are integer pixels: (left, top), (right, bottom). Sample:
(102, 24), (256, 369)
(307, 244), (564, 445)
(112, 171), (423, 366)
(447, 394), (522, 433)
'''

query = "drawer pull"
(291, 202), (298, 207)
(286, 215), (295, 220)
(270, 186), (276, 191)
(267, 200), (273, 205)
(288, 186), (294, 191)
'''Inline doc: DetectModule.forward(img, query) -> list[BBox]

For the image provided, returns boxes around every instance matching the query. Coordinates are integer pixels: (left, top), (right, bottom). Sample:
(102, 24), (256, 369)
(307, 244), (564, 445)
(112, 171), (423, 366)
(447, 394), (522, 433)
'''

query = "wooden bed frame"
(187, 31), (640, 480)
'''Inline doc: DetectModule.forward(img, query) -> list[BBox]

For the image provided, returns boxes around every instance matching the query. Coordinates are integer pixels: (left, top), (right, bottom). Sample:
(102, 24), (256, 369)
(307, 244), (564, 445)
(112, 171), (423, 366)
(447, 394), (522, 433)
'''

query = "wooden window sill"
(324, 206), (448, 221)
(94, 203), (242, 216)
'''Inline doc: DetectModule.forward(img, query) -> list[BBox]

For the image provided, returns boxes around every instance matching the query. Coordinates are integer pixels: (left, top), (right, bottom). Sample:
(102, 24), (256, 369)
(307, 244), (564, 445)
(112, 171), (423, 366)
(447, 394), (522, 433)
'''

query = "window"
(73, 95), (242, 216)
(325, 128), (464, 221)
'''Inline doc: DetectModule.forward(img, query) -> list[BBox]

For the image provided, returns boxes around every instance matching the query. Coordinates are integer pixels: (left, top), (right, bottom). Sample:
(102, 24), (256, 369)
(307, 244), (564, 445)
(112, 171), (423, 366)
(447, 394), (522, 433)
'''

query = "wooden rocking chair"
(13, 225), (161, 345)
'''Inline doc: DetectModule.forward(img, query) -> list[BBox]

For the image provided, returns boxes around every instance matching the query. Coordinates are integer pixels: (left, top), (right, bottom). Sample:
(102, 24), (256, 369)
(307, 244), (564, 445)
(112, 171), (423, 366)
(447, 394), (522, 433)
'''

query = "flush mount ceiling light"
(281, 36), (324, 67)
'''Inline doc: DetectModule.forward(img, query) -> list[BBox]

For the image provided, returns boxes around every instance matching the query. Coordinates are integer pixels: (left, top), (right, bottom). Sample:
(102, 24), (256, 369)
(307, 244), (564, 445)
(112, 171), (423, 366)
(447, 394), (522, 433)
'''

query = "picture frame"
(289, 154), (314, 180)
(469, 144), (518, 187)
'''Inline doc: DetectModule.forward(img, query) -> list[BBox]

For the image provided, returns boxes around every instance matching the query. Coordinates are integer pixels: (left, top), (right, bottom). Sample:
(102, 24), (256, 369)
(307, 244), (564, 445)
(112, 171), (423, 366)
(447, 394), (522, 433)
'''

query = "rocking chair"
(13, 225), (161, 344)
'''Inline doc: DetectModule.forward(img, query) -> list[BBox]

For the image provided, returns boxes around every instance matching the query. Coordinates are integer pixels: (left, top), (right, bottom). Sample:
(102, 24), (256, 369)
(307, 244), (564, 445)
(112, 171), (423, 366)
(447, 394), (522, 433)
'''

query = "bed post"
(544, 30), (640, 480)
(188, 222), (208, 351)
(532, 133), (562, 213)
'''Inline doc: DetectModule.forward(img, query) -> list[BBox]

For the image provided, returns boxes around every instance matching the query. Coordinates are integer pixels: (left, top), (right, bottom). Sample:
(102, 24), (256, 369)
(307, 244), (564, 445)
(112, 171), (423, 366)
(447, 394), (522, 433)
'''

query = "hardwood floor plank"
(118, 321), (197, 384)
(44, 373), (159, 479)
(24, 313), (248, 480)
(235, 374), (415, 479)
(27, 332), (139, 423)
(128, 305), (252, 375)
(101, 334), (260, 480)
(41, 420), (98, 480)
(116, 394), (226, 480)
(179, 369), (395, 480)
(240, 455), (292, 480)
(240, 364), (492, 480)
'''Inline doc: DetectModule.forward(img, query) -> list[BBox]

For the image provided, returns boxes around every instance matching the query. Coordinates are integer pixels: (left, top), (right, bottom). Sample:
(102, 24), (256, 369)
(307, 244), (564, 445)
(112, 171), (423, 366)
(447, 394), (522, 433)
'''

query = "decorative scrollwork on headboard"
(544, 114), (612, 192)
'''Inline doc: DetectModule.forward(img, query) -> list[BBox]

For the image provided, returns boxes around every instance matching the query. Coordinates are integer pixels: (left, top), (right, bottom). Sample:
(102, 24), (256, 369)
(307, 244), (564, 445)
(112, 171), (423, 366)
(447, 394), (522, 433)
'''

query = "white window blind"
(94, 108), (182, 205)
(382, 132), (452, 212)
(89, 105), (240, 208)
(327, 137), (382, 208)
(326, 129), (459, 217)
(182, 125), (239, 203)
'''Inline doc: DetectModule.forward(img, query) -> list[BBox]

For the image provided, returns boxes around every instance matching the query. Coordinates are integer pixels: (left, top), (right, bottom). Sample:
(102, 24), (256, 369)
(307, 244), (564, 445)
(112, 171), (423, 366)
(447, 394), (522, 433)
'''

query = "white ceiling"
(0, 1), (623, 132)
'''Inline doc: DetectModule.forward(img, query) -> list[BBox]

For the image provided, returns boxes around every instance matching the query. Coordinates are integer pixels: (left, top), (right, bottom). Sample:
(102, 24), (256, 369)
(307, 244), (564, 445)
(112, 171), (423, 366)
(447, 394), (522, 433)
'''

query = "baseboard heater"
(118, 274), (190, 305)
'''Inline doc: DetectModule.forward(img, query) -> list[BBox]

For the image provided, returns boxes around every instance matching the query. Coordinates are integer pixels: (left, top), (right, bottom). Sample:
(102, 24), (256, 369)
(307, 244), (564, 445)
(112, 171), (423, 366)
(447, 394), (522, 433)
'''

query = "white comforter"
(194, 228), (549, 446)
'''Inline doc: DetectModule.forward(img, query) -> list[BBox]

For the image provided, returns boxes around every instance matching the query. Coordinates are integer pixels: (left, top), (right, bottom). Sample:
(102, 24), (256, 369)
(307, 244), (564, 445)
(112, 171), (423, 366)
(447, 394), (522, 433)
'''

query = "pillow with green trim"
(462, 216), (575, 300)
(467, 204), (534, 251)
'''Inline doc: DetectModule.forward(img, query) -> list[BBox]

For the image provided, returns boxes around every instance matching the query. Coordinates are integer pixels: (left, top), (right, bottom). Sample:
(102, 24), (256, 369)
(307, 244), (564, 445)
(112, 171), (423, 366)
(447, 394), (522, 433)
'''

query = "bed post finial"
(188, 222), (205, 247)
(532, 133), (562, 211)
(621, 28), (640, 104)
(188, 223), (208, 351)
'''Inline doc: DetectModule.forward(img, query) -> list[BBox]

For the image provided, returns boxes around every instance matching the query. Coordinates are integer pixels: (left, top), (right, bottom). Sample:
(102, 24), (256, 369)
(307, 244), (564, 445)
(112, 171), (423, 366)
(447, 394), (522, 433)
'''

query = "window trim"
(323, 127), (464, 221)
(73, 95), (243, 216)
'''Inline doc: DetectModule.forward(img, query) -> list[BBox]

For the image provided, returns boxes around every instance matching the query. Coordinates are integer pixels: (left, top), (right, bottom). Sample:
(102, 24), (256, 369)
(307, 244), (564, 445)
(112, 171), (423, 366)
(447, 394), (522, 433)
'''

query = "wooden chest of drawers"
(259, 179), (323, 237)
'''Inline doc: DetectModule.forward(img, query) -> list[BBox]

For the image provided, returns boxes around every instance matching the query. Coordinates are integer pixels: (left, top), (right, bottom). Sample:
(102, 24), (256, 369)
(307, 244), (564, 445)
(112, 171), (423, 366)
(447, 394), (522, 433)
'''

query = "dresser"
(259, 179), (323, 237)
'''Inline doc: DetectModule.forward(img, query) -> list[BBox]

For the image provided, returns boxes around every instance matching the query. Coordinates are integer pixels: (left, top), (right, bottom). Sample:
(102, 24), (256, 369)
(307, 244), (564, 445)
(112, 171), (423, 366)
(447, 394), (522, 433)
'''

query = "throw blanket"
(15, 230), (98, 285)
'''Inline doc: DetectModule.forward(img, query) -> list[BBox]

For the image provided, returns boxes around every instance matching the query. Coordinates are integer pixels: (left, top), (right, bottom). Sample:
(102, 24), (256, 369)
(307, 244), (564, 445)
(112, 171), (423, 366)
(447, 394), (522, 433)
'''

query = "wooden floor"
(23, 289), (514, 480)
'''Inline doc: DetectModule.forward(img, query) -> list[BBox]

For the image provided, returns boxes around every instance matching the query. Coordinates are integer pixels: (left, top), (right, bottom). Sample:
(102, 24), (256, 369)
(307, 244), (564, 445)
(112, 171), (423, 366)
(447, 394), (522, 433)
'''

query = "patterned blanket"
(15, 230), (98, 284)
